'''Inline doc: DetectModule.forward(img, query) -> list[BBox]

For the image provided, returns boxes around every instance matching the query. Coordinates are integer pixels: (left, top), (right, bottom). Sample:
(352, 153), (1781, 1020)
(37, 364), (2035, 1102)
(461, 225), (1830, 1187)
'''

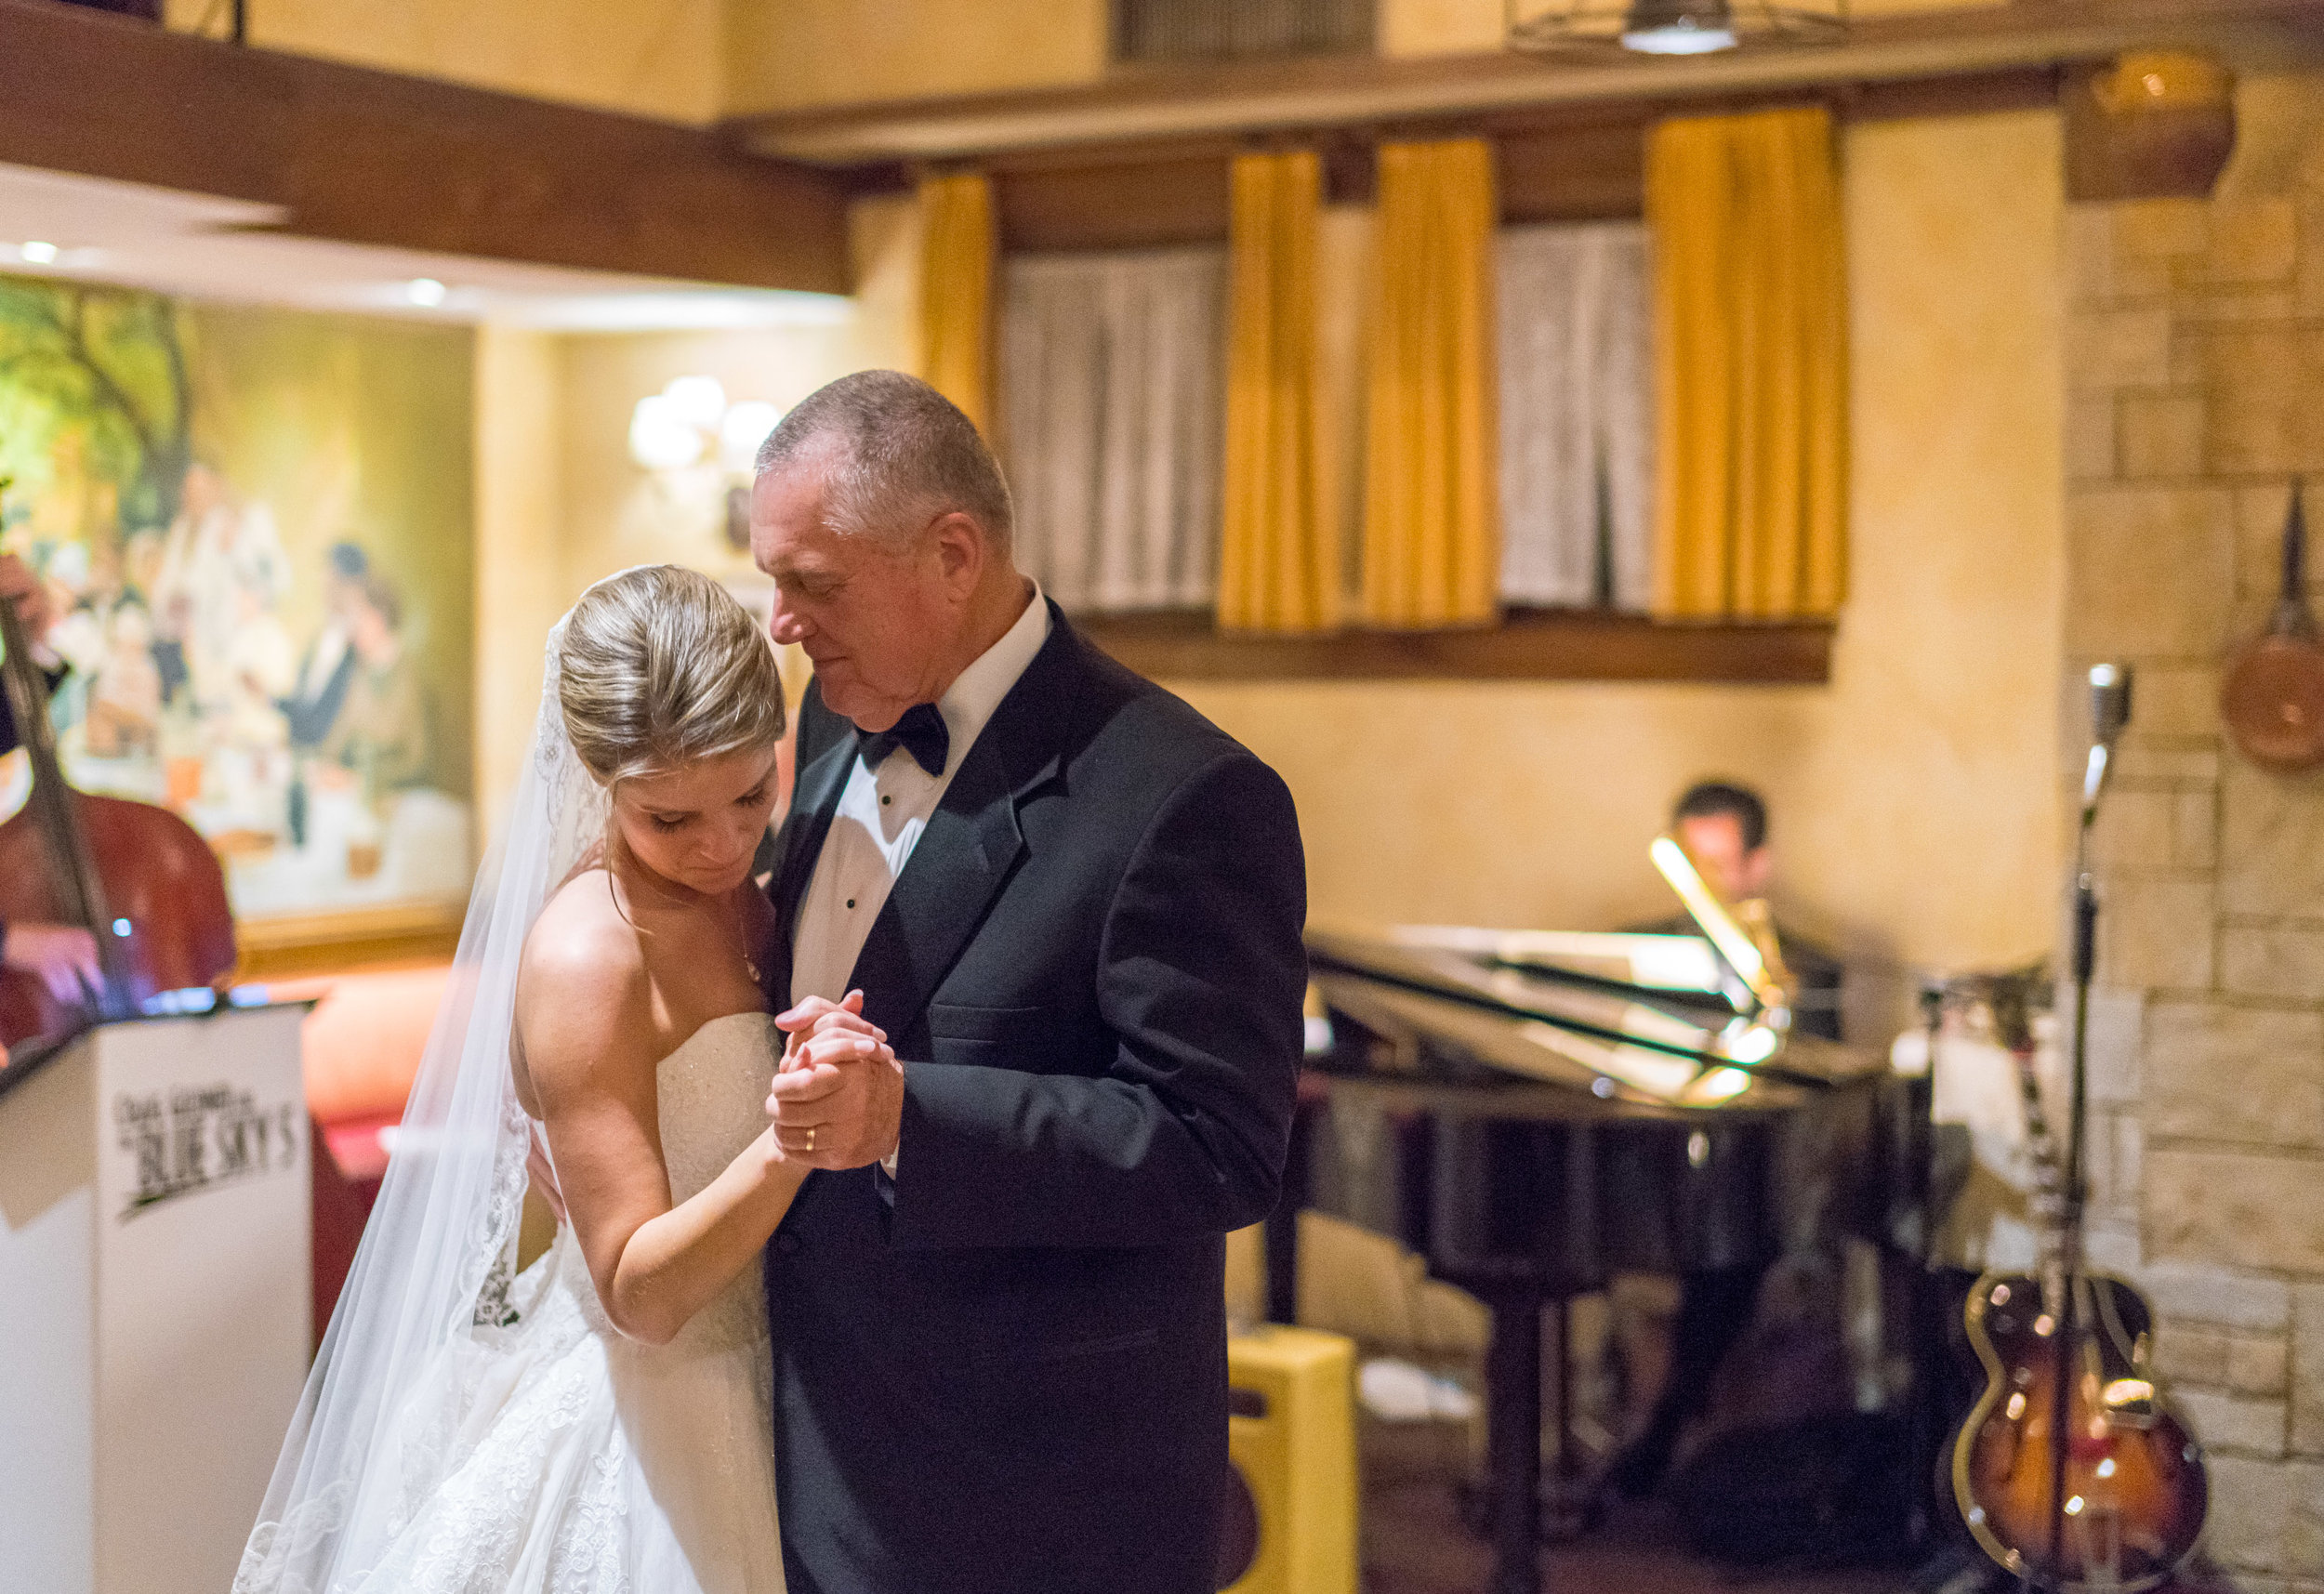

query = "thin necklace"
(607, 845), (762, 985)
(723, 891), (764, 987)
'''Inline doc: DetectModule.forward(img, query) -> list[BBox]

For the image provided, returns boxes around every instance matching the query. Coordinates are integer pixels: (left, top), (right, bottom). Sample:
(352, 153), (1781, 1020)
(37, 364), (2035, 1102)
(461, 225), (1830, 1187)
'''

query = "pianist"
(1607, 779), (1845, 1496)
(1638, 780), (1843, 1042)
(0, 552), (106, 1012)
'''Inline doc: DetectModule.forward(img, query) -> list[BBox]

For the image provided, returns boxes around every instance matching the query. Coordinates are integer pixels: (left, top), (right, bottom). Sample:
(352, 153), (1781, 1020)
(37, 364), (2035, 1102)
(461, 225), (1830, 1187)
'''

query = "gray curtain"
(1000, 247), (1227, 613)
(1497, 222), (1654, 612)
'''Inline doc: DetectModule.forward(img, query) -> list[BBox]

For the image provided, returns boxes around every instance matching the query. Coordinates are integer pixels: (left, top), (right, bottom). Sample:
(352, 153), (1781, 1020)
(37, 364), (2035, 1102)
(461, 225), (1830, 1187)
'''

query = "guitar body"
(1952, 1270), (2207, 1591)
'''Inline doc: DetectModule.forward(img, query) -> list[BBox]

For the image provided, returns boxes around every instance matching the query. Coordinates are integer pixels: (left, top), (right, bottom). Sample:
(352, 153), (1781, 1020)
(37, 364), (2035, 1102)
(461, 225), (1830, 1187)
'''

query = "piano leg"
(1482, 1282), (1547, 1594)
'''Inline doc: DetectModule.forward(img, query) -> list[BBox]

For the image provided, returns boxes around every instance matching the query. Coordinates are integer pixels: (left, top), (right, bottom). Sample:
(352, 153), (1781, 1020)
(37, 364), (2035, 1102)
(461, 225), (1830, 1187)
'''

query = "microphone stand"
(2037, 665), (2131, 1591)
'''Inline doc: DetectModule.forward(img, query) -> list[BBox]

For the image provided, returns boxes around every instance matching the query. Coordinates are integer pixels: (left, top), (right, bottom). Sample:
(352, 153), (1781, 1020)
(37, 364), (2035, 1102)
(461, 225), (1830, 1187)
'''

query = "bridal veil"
(235, 613), (610, 1591)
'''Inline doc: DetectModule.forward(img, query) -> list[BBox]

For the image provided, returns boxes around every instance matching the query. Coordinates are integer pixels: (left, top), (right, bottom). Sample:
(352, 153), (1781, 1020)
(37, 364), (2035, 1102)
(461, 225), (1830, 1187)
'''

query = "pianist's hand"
(2, 921), (103, 1006)
(0, 553), (54, 646)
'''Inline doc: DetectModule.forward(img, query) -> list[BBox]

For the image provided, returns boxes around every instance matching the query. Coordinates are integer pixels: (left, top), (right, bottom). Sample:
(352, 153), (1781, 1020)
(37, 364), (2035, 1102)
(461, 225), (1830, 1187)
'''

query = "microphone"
(2081, 662), (2135, 821)
(2091, 663), (2133, 744)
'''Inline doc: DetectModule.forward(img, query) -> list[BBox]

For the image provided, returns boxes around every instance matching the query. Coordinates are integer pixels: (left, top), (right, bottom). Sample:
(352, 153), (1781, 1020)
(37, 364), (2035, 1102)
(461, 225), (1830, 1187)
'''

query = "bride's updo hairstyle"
(557, 565), (786, 789)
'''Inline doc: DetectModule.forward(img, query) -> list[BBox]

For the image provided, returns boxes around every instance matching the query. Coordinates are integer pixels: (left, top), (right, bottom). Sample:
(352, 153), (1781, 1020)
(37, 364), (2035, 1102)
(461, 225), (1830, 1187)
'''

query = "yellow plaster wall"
(548, 201), (918, 601)
(472, 112), (2066, 1038)
(1178, 110), (2067, 1034)
(466, 200), (921, 828)
(472, 326), (567, 845)
(723, 0), (1109, 114)
(162, 0), (725, 123)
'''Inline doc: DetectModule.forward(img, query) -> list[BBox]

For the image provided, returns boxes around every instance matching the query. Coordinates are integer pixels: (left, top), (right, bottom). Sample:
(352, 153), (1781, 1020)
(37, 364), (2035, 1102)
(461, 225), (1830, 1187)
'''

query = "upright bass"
(0, 481), (237, 1063)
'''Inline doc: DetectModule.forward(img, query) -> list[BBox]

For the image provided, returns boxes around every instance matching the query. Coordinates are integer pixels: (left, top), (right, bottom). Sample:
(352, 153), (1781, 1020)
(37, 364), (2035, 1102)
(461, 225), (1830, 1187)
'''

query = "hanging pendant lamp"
(1507, 0), (1848, 57)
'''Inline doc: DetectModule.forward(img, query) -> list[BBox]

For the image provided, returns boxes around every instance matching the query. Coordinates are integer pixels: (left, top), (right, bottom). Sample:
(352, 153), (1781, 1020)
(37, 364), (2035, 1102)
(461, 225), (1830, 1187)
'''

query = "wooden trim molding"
(232, 902), (465, 982)
(977, 64), (2062, 251)
(727, 0), (2323, 168)
(0, 0), (851, 293)
(1075, 610), (1834, 682)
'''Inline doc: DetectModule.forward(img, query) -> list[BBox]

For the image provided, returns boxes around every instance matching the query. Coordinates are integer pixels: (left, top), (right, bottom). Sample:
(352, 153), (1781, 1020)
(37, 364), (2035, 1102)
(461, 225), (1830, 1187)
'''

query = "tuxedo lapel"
(843, 726), (1023, 1037)
(759, 710), (854, 1007)
(842, 606), (1085, 1035)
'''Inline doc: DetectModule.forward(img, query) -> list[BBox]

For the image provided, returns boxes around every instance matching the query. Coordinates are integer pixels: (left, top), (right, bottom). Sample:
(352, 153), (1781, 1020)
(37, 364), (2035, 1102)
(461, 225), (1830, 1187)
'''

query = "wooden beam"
(1075, 610), (1834, 683)
(997, 147), (1233, 252)
(728, 0), (2324, 167)
(0, 0), (851, 293)
(1496, 114), (1649, 225)
(952, 56), (2061, 252)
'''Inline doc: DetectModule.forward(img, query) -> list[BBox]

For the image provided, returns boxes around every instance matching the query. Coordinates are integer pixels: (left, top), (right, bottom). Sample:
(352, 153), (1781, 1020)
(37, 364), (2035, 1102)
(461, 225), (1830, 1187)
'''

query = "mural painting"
(0, 277), (474, 925)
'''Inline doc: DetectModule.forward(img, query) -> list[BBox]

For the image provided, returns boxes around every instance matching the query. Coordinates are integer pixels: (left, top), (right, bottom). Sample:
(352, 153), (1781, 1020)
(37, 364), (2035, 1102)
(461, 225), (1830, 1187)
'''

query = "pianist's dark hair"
(1672, 781), (1768, 852)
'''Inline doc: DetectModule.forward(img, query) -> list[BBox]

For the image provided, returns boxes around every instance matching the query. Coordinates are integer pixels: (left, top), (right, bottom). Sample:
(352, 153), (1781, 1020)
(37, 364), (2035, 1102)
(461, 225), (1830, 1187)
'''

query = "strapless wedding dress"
(304, 1012), (788, 1593)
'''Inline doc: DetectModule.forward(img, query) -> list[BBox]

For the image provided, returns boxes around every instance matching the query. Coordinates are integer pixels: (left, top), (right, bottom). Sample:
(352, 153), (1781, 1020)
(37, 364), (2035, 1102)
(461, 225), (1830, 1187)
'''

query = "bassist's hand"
(1, 921), (101, 1006)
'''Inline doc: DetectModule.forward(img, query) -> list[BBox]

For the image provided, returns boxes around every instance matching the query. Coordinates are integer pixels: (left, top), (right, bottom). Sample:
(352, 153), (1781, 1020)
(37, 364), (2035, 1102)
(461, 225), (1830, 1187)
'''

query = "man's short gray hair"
(755, 370), (1013, 552)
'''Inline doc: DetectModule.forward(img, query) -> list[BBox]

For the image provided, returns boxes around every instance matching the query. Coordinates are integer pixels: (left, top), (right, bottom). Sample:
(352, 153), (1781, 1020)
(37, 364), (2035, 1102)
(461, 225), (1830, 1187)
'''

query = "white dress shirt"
(789, 584), (1050, 1012)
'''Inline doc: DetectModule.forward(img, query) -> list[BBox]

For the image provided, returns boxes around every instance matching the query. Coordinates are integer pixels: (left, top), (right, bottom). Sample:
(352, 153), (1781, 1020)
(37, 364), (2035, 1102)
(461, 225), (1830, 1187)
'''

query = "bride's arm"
(515, 921), (830, 1348)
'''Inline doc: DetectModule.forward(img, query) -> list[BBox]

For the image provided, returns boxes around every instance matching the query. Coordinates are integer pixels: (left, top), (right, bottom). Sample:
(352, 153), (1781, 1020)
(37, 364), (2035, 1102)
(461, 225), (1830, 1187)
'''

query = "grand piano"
(1280, 842), (1898, 1594)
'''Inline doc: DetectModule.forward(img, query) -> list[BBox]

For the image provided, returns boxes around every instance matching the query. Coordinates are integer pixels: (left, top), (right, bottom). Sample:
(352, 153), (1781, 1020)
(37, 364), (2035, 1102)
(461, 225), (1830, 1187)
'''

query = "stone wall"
(2066, 72), (2324, 1592)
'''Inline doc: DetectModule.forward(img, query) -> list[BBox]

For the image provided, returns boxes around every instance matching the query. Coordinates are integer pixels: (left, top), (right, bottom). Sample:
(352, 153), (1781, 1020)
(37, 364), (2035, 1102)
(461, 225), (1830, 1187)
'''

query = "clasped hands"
(766, 991), (902, 1170)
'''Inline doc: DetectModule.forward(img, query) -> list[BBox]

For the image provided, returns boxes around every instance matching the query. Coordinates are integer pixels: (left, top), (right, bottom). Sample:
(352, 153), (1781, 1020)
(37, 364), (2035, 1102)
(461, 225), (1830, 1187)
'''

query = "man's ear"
(928, 511), (985, 599)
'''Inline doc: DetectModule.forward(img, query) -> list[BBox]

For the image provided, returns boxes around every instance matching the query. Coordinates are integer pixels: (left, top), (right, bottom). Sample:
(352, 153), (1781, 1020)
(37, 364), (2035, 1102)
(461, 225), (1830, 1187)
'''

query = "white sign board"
(0, 1005), (309, 1594)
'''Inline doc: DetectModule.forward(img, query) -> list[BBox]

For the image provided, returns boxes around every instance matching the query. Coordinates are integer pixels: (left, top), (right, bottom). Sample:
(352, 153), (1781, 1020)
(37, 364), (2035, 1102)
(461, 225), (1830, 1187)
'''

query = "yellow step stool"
(1222, 1324), (1357, 1594)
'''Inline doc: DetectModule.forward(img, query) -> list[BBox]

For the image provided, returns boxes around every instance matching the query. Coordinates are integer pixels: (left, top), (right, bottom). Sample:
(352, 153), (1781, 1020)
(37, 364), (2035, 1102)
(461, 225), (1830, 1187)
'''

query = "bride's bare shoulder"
(524, 869), (644, 980)
(516, 871), (651, 1079)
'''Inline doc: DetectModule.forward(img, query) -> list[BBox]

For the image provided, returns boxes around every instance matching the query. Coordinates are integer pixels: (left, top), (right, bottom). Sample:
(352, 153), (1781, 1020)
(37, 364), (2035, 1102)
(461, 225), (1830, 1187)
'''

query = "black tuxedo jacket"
(759, 602), (1307, 1594)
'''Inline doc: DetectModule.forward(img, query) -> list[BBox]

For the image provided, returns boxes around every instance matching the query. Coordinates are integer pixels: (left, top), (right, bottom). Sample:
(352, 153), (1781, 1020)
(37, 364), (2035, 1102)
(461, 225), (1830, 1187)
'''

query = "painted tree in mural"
(0, 280), (191, 542)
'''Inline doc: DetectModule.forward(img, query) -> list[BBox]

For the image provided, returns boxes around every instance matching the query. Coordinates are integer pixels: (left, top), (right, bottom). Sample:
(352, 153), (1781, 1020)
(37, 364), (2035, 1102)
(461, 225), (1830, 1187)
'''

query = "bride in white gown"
(239, 567), (879, 1593)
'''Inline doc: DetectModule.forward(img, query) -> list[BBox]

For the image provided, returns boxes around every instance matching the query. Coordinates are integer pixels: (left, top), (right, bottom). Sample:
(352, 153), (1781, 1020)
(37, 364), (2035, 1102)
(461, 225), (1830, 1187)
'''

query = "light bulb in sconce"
(628, 393), (706, 471)
(660, 375), (729, 433)
(720, 402), (782, 475)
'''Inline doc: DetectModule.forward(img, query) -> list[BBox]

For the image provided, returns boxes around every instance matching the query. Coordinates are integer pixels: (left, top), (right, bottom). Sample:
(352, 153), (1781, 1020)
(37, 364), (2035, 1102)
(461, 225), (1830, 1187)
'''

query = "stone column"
(2063, 71), (2324, 1590)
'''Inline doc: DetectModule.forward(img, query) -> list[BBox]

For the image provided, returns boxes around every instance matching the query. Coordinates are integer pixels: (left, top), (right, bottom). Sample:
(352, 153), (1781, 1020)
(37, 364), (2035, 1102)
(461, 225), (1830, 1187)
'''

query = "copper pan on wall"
(2223, 481), (2324, 773)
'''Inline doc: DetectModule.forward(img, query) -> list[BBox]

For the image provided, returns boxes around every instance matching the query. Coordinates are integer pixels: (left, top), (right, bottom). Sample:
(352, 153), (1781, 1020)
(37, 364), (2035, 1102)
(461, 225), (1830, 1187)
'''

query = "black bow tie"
(855, 704), (949, 778)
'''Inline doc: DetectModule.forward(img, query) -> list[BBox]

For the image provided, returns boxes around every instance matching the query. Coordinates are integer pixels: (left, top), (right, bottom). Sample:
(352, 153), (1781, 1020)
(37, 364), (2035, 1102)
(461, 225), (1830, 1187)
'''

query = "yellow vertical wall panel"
(1361, 138), (1499, 630)
(918, 171), (997, 438)
(1646, 107), (1849, 621)
(1221, 151), (1339, 634)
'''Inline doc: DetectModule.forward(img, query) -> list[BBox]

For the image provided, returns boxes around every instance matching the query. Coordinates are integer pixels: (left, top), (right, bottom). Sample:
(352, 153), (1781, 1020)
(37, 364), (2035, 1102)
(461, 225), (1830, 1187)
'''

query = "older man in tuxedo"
(748, 371), (1308, 1594)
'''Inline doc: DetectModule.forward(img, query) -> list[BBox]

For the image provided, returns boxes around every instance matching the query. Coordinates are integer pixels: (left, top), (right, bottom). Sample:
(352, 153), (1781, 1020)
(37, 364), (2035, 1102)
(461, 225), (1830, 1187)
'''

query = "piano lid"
(1305, 926), (1881, 1113)
(1381, 925), (1738, 1002)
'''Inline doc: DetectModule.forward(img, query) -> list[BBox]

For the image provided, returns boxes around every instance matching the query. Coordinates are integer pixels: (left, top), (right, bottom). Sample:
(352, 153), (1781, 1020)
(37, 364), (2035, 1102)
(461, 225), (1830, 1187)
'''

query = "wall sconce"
(628, 377), (783, 550)
(2067, 50), (2238, 202)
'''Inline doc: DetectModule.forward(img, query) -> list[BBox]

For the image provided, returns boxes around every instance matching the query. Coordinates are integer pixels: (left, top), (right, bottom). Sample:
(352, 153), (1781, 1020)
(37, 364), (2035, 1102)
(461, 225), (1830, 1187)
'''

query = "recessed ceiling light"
(405, 277), (447, 307)
(20, 241), (59, 265)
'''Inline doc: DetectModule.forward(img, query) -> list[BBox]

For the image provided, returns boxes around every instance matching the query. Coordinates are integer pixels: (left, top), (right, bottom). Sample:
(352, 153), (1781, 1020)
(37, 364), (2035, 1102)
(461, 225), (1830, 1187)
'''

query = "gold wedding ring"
(804, 1126), (816, 1153)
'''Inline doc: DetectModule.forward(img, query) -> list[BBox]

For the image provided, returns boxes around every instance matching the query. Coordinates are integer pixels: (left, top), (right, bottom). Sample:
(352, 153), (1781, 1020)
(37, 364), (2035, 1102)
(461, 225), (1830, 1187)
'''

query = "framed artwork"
(0, 277), (475, 950)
